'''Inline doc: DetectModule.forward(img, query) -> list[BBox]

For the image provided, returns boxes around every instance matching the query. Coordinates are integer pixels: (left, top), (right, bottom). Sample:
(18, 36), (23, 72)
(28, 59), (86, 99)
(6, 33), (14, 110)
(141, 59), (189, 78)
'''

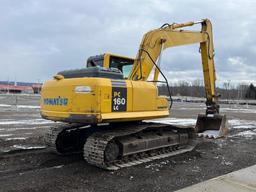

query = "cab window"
(87, 55), (104, 67)
(109, 56), (134, 78)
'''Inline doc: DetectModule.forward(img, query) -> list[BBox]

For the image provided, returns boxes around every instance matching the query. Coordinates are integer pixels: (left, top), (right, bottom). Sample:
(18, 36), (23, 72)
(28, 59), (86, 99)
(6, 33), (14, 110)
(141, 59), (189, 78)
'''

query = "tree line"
(158, 80), (256, 100)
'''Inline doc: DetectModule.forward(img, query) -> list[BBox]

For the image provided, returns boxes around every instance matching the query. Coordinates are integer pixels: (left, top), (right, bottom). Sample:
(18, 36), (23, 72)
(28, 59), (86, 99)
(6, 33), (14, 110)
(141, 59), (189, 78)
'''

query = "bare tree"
(223, 81), (231, 99)
(237, 83), (249, 99)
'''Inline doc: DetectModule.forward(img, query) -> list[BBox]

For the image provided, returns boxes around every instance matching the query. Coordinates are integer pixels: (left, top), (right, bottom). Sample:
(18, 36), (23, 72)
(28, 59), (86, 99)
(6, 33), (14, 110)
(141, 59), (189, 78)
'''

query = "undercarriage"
(45, 122), (198, 170)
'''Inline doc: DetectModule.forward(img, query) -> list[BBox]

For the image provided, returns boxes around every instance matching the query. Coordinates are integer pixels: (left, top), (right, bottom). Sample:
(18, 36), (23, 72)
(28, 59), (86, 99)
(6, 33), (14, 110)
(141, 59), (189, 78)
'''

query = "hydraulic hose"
(140, 48), (173, 110)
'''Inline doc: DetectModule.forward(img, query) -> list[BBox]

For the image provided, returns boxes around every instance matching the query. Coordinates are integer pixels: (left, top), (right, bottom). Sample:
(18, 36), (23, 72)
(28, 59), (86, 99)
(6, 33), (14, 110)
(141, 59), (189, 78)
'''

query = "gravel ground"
(0, 95), (256, 192)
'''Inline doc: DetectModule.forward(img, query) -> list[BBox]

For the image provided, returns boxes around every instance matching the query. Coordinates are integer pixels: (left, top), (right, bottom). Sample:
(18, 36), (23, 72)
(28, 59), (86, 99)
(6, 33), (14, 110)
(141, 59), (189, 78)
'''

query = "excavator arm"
(129, 19), (219, 114)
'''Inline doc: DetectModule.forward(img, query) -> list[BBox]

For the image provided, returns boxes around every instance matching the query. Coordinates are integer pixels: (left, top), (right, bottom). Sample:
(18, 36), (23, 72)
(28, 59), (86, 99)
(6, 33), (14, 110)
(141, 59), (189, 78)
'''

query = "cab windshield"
(109, 56), (134, 78)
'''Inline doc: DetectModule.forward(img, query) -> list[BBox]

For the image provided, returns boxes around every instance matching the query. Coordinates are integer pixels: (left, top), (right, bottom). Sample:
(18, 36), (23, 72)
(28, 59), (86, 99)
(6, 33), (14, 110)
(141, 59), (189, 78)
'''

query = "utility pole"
(7, 77), (9, 94)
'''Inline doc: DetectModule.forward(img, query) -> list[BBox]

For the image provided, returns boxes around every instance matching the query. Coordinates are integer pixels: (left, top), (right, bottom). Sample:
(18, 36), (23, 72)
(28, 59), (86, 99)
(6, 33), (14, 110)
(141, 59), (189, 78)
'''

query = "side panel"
(132, 81), (157, 111)
(156, 96), (169, 111)
(40, 78), (102, 122)
(100, 80), (169, 122)
(98, 79), (111, 113)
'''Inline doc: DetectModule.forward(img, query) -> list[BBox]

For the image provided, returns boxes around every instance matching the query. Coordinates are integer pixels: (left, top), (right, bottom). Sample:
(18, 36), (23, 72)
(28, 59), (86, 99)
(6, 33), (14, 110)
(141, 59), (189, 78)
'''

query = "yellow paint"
(101, 111), (169, 122)
(132, 81), (157, 111)
(129, 19), (217, 103)
(41, 74), (169, 123)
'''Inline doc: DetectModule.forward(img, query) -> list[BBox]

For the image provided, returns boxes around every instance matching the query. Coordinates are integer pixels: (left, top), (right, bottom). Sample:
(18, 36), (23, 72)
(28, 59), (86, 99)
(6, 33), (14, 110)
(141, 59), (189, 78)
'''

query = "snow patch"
(145, 118), (196, 126)
(229, 119), (256, 129)
(0, 149), (11, 153)
(0, 127), (48, 131)
(0, 104), (40, 109)
(5, 137), (28, 141)
(13, 144), (46, 150)
(24, 133), (33, 135)
(0, 104), (11, 107)
(176, 107), (206, 110)
(0, 134), (13, 137)
(233, 125), (256, 129)
(53, 165), (64, 169)
(0, 119), (52, 125)
(221, 107), (256, 114)
(145, 160), (170, 171)
(146, 117), (256, 130)
(235, 130), (256, 138)
(17, 105), (40, 109)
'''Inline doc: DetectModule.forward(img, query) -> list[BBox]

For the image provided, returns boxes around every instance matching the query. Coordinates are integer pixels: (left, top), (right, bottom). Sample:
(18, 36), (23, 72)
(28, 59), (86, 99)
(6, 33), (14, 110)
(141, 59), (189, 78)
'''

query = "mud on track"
(0, 96), (256, 192)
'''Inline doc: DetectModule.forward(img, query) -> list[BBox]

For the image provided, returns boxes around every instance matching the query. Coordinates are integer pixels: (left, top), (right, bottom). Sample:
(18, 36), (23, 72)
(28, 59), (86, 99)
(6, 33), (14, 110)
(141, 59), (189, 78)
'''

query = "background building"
(0, 81), (42, 94)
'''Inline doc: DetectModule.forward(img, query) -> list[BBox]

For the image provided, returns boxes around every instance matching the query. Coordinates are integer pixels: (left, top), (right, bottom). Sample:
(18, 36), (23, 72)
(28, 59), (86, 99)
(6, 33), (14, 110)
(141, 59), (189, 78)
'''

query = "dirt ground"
(0, 95), (256, 192)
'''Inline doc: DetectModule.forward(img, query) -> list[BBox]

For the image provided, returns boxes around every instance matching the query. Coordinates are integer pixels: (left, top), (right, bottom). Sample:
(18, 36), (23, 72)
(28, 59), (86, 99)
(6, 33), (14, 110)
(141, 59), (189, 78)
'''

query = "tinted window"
(122, 65), (132, 78)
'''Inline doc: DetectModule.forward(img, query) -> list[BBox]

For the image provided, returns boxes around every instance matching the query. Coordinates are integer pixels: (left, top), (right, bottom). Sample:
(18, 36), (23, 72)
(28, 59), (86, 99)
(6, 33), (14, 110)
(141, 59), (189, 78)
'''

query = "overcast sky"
(0, 0), (255, 86)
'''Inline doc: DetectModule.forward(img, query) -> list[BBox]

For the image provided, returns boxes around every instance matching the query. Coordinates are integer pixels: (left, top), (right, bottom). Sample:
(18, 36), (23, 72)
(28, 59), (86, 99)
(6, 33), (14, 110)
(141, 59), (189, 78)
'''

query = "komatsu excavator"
(41, 19), (228, 170)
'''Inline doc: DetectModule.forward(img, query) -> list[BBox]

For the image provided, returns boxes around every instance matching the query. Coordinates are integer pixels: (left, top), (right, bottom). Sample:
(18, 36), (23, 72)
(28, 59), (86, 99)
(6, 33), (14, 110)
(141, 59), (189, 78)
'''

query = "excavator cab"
(86, 53), (134, 79)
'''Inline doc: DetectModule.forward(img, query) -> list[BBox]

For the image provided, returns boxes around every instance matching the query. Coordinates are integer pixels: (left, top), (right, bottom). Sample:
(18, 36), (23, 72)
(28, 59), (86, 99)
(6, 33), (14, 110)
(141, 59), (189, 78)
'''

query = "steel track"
(44, 123), (85, 154)
(84, 124), (197, 170)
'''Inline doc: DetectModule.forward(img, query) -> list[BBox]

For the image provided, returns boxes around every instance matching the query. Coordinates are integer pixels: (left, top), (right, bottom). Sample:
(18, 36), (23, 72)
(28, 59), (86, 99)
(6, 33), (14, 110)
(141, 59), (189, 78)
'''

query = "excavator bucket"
(195, 114), (228, 139)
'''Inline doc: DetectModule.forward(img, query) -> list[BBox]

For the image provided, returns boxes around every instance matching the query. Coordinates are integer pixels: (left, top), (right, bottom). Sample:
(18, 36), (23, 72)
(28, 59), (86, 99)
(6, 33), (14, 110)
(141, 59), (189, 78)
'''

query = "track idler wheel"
(104, 141), (120, 162)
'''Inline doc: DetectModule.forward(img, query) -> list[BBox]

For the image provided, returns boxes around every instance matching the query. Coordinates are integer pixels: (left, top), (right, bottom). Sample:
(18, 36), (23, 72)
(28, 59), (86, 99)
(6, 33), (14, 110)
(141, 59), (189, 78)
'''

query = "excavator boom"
(129, 19), (228, 138)
(130, 20), (215, 104)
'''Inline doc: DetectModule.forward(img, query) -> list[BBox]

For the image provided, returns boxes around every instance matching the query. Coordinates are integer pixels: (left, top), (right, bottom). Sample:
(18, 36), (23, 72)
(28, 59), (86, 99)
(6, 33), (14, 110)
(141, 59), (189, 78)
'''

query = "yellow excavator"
(41, 19), (228, 170)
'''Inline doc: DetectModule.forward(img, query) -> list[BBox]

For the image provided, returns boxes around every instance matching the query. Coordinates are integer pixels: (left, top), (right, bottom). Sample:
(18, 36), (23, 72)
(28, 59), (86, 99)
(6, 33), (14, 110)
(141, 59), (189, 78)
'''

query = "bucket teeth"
(198, 131), (220, 139)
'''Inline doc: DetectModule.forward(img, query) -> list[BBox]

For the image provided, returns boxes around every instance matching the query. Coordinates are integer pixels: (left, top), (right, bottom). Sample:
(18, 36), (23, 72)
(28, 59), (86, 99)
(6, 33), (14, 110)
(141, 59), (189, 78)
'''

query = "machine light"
(75, 86), (92, 93)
